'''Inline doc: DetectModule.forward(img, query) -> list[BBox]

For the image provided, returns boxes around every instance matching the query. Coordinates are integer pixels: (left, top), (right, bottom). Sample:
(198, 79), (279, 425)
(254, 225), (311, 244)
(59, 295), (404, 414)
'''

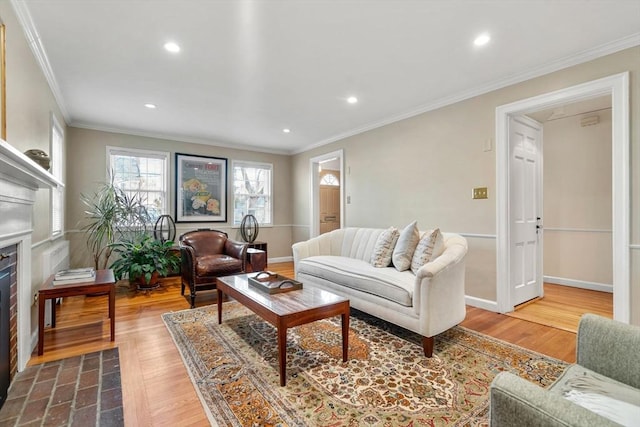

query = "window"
(107, 147), (169, 222)
(320, 173), (339, 186)
(232, 161), (273, 225)
(50, 115), (64, 237)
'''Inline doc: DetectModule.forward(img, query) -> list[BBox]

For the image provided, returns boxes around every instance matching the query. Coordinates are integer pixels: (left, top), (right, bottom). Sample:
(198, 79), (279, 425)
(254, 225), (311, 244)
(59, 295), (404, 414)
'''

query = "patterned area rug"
(162, 303), (567, 426)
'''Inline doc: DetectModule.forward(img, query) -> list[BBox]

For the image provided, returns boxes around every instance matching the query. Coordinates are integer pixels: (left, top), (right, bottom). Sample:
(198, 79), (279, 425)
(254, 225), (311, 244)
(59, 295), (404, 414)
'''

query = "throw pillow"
(411, 228), (445, 274)
(370, 227), (400, 268)
(392, 221), (420, 271)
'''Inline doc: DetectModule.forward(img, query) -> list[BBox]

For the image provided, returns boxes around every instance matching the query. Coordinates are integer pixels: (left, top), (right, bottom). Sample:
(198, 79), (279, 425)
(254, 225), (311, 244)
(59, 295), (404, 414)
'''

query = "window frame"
(50, 114), (64, 238)
(231, 160), (274, 227)
(106, 146), (171, 223)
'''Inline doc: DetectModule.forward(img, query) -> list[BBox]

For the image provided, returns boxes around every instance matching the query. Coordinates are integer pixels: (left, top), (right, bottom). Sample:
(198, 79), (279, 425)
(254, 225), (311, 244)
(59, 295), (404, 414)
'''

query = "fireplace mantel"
(0, 139), (62, 372)
(0, 139), (61, 189)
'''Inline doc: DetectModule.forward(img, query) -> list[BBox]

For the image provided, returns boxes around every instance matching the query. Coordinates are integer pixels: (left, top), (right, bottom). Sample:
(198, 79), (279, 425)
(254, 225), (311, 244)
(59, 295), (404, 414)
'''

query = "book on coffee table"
(248, 271), (302, 294)
(53, 267), (96, 285)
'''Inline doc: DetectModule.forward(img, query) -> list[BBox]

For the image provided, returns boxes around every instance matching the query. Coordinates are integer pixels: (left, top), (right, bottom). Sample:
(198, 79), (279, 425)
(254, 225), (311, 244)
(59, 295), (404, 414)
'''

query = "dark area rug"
(0, 348), (123, 426)
(163, 303), (568, 426)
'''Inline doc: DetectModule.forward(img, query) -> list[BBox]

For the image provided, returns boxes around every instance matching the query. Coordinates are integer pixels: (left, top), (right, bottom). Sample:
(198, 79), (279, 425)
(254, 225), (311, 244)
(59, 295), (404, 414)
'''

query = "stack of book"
(53, 268), (96, 285)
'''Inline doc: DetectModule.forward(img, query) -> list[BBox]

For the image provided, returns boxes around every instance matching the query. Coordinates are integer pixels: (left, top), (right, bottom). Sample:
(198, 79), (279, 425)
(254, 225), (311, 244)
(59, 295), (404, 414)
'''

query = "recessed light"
(164, 42), (181, 53)
(347, 96), (358, 104)
(473, 33), (491, 46)
(144, 103), (157, 109)
(283, 128), (291, 133)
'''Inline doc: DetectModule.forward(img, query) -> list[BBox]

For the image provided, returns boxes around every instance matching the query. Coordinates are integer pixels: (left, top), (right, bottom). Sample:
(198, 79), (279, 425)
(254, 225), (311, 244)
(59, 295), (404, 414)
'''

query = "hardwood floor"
(29, 262), (578, 426)
(506, 283), (612, 333)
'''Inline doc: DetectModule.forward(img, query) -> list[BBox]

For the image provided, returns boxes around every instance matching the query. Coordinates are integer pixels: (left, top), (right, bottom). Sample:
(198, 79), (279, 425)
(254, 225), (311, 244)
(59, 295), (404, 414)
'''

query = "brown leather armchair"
(179, 229), (248, 308)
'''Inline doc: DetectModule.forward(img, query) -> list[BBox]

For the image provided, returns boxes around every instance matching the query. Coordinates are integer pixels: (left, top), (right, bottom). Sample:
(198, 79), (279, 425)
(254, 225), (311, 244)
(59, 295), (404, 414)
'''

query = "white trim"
(458, 233), (496, 239)
(10, 0), (71, 122)
(292, 34), (640, 155)
(50, 113), (65, 238)
(496, 72), (630, 323)
(73, 121), (290, 155)
(630, 244), (640, 250)
(269, 256), (293, 264)
(309, 150), (344, 238)
(544, 276), (612, 293)
(544, 227), (612, 233)
(465, 295), (499, 312)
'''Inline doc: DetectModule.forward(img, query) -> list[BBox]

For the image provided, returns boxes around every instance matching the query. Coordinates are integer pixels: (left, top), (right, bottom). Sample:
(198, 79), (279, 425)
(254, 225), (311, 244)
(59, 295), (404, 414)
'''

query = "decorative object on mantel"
(240, 214), (259, 243)
(23, 149), (50, 171)
(154, 214), (176, 243)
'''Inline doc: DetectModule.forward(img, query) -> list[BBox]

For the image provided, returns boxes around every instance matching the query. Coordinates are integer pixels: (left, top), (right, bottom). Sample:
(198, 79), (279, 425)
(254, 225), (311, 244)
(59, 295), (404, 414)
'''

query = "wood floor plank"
(28, 262), (589, 425)
(506, 283), (612, 332)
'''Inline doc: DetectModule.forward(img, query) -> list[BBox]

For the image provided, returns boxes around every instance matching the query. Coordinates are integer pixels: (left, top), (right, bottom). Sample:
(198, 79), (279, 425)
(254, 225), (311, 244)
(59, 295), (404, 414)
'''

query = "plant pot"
(135, 271), (161, 291)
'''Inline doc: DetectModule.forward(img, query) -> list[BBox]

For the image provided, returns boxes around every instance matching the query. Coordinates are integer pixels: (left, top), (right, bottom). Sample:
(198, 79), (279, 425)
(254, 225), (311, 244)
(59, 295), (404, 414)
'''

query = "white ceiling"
(17, 0), (640, 154)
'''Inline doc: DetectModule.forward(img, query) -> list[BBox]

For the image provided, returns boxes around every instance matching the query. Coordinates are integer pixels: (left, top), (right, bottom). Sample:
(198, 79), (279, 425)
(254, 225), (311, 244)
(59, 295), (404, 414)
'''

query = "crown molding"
(69, 121), (291, 156)
(11, 0), (70, 122)
(10, 0), (639, 156)
(292, 33), (640, 155)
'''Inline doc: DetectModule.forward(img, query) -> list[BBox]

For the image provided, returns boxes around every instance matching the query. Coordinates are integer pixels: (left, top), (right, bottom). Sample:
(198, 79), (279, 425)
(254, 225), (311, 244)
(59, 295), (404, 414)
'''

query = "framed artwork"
(175, 153), (227, 222)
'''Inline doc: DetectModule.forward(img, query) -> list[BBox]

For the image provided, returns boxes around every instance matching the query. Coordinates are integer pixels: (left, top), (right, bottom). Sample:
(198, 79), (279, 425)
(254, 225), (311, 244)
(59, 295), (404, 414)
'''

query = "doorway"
(496, 72), (630, 323)
(309, 150), (344, 238)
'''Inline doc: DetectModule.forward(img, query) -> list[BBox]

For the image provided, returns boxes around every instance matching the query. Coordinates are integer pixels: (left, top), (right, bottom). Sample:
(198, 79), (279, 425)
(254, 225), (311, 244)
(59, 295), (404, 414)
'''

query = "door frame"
(496, 72), (629, 322)
(309, 149), (344, 238)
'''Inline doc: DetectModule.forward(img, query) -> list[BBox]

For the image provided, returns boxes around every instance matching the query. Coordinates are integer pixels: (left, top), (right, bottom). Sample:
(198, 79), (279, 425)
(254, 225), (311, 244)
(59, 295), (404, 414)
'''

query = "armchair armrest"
(224, 239), (248, 271)
(179, 244), (196, 283)
(577, 314), (640, 389)
(490, 372), (618, 427)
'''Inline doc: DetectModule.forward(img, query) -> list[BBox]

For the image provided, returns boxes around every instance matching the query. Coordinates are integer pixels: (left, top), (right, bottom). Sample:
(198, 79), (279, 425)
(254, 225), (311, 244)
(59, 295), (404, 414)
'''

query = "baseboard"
(465, 295), (499, 312)
(269, 256), (293, 264)
(544, 276), (613, 293)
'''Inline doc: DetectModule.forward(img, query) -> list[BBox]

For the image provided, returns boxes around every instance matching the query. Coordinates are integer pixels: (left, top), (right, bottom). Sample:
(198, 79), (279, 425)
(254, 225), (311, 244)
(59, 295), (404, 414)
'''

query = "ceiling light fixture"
(283, 128), (291, 133)
(144, 103), (157, 109)
(163, 42), (181, 53)
(473, 33), (491, 46)
(347, 96), (358, 104)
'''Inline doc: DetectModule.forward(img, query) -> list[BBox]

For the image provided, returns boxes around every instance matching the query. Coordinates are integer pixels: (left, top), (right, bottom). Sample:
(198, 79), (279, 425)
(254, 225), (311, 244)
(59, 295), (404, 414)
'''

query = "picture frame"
(175, 153), (227, 223)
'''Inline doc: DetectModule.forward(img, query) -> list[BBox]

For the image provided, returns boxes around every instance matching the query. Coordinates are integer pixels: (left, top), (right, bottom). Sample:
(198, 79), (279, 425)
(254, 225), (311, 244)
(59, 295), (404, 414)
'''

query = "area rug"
(162, 303), (567, 426)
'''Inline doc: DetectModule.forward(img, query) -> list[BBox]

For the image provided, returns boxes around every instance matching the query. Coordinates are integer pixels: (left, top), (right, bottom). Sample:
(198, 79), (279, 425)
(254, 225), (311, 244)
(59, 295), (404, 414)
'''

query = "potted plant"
(80, 174), (150, 270)
(109, 233), (180, 289)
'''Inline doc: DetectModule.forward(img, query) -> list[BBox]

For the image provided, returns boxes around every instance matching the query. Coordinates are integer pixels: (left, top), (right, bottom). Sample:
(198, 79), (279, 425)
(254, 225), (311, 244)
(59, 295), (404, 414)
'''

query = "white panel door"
(509, 115), (543, 306)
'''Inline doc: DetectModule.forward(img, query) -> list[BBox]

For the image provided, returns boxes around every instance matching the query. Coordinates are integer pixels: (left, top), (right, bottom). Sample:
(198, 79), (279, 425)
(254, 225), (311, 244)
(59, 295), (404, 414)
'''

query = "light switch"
(472, 187), (488, 199)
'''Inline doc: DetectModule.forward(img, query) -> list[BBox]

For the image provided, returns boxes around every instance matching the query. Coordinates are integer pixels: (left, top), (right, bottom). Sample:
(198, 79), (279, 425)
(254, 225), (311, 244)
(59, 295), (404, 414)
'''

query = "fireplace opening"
(0, 266), (10, 409)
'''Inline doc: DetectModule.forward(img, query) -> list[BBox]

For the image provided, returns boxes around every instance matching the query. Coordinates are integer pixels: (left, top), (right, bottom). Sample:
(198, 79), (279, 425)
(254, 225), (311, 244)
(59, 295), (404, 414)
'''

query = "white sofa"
(292, 227), (468, 357)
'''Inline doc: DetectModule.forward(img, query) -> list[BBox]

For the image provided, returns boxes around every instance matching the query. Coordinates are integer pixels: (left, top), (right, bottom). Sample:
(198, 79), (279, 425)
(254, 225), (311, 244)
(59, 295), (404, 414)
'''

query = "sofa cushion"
(297, 255), (414, 307)
(196, 254), (243, 277)
(392, 221), (420, 271)
(370, 227), (399, 267)
(411, 228), (445, 274)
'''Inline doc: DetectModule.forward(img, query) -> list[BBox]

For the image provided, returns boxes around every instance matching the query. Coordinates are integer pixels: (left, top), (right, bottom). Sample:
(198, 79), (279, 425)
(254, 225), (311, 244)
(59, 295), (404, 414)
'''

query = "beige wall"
(0, 2), (68, 334)
(65, 127), (293, 268)
(543, 110), (613, 286)
(291, 46), (640, 324)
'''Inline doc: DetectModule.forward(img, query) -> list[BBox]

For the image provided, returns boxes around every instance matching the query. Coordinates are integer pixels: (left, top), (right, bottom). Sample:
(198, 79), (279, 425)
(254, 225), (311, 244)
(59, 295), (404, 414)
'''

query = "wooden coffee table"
(216, 273), (349, 386)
